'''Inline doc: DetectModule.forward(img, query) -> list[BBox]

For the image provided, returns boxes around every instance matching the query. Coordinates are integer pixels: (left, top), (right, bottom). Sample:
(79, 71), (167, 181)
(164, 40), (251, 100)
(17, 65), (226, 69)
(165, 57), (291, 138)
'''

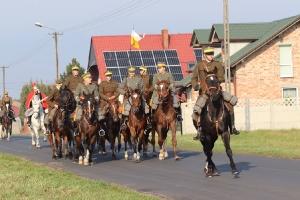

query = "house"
(87, 29), (197, 83)
(177, 15), (300, 102)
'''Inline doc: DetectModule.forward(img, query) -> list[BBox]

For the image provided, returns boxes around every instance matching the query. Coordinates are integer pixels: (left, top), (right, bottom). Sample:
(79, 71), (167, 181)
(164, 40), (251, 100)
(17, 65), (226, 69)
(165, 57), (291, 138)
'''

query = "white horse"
(29, 95), (46, 149)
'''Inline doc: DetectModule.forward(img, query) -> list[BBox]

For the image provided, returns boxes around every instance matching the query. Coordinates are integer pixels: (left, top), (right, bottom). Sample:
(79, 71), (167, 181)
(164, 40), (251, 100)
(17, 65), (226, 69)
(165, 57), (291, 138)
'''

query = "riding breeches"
(123, 97), (147, 116)
(48, 107), (57, 123)
(74, 105), (82, 122)
(151, 95), (180, 110)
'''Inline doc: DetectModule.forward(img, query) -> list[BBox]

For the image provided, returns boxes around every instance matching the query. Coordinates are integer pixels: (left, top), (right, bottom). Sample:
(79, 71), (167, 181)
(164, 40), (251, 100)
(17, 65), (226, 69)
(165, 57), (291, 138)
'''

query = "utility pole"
(223, 0), (231, 93)
(1, 66), (9, 96)
(49, 32), (62, 80)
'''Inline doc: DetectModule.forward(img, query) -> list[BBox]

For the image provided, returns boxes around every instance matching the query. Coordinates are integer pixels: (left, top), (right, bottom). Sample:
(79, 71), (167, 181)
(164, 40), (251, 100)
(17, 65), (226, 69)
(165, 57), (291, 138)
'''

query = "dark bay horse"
(155, 79), (179, 160)
(97, 92), (121, 159)
(200, 67), (238, 177)
(75, 92), (99, 166)
(1, 103), (13, 141)
(127, 87), (147, 162)
(49, 87), (76, 159)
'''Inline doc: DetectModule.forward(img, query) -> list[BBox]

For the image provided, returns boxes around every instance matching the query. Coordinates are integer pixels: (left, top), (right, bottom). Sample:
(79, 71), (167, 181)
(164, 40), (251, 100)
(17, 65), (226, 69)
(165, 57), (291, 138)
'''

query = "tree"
(60, 58), (85, 82)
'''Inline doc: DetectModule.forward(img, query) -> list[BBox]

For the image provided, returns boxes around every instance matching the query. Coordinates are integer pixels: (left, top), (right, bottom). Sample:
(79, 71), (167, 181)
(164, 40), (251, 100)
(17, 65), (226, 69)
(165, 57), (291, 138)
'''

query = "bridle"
(108, 99), (119, 121)
(128, 92), (142, 113)
(157, 81), (171, 102)
(60, 91), (73, 112)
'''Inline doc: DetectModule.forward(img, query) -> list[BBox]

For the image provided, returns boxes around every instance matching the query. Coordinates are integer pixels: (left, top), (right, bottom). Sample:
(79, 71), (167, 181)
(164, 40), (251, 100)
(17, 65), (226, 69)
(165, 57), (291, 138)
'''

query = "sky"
(1, 0), (300, 99)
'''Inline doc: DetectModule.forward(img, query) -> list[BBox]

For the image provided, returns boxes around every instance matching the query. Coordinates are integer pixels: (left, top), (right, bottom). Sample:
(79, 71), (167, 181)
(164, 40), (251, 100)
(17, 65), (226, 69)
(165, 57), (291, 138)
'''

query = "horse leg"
(130, 128), (138, 162)
(47, 133), (56, 159)
(157, 125), (164, 160)
(55, 132), (62, 158)
(170, 122), (179, 160)
(203, 135), (214, 177)
(6, 126), (10, 141)
(222, 131), (239, 175)
(110, 131), (116, 160)
(151, 126), (156, 157)
(121, 130), (129, 160)
(82, 137), (90, 166)
(140, 130), (147, 159)
(35, 128), (40, 149)
(89, 135), (97, 164)
(117, 130), (121, 152)
(101, 136), (107, 155)
(31, 129), (36, 146)
(63, 136), (69, 159)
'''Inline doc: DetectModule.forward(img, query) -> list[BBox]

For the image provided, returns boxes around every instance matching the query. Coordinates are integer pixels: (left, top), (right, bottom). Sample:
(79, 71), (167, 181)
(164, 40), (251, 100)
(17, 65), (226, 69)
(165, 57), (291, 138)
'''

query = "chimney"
(162, 29), (169, 49)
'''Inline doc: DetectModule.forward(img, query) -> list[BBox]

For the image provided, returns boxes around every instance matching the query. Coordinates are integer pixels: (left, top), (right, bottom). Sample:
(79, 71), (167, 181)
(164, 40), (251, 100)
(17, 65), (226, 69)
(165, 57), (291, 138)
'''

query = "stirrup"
(121, 123), (127, 131)
(177, 115), (183, 122)
(45, 129), (50, 135)
(73, 130), (79, 137)
(99, 129), (105, 137)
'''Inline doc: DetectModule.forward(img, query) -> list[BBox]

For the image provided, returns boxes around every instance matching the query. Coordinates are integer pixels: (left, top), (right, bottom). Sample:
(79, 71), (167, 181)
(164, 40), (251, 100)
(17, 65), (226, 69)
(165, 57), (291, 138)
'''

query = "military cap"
(4, 91), (8, 95)
(82, 72), (92, 79)
(55, 79), (63, 85)
(72, 65), (79, 70)
(104, 71), (113, 76)
(157, 61), (166, 68)
(203, 46), (214, 54)
(140, 65), (147, 71)
(127, 66), (136, 72)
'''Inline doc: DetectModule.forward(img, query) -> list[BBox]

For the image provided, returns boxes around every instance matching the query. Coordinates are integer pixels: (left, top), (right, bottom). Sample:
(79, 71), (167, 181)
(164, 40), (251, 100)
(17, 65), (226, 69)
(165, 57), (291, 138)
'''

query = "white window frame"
(279, 44), (293, 78)
(282, 87), (298, 99)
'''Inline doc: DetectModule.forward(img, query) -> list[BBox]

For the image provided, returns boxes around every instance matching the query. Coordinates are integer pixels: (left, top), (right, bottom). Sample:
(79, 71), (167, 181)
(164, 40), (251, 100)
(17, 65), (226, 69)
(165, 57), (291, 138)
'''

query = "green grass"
(0, 154), (160, 200)
(165, 129), (300, 159)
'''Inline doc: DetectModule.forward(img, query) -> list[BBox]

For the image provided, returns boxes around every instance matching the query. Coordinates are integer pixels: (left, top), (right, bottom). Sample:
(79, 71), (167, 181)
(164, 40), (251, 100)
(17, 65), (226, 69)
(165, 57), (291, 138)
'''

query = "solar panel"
(103, 50), (184, 82)
(194, 49), (202, 62)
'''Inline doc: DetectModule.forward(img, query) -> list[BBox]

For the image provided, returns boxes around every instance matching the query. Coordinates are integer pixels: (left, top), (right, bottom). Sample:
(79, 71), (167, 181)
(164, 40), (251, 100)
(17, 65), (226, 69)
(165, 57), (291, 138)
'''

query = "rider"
(73, 72), (100, 136)
(98, 71), (120, 136)
(0, 91), (16, 122)
(191, 46), (240, 141)
(64, 65), (84, 93)
(25, 83), (48, 127)
(138, 65), (153, 130)
(150, 62), (183, 123)
(118, 66), (144, 131)
(46, 79), (63, 134)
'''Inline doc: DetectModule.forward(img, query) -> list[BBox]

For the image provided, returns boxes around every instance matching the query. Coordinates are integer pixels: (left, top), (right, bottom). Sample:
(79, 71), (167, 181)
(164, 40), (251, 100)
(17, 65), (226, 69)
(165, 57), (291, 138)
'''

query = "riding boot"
(73, 121), (79, 136)
(121, 115), (128, 131)
(150, 109), (156, 124)
(175, 107), (183, 122)
(99, 120), (106, 137)
(12, 117), (16, 122)
(27, 116), (32, 126)
(230, 114), (240, 135)
(145, 113), (152, 130)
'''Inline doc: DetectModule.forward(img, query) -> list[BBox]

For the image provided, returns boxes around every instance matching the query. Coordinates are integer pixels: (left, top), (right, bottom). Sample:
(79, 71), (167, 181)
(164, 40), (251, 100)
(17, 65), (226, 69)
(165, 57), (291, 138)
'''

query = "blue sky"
(1, 0), (300, 99)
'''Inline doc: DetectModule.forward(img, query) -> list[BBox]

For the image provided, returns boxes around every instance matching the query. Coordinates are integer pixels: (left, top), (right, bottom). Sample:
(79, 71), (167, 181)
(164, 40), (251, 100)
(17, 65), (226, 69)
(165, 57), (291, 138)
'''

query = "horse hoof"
(164, 152), (169, 158)
(102, 151), (107, 155)
(152, 152), (157, 157)
(37, 147), (41, 149)
(143, 153), (147, 158)
(174, 156), (180, 161)
(43, 140), (47, 142)
(32, 144), (36, 146)
(84, 162), (89, 166)
(124, 156), (129, 160)
(232, 170), (239, 175)
(159, 156), (164, 160)
(7, 138), (10, 141)
(115, 148), (119, 153)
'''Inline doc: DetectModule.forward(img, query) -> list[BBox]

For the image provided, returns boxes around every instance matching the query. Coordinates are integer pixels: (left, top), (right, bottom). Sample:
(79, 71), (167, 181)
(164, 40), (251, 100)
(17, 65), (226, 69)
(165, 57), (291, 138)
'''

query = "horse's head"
(59, 87), (76, 112)
(157, 78), (171, 101)
(129, 87), (142, 113)
(204, 66), (222, 101)
(82, 92), (96, 119)
(108, 99), (120, 122)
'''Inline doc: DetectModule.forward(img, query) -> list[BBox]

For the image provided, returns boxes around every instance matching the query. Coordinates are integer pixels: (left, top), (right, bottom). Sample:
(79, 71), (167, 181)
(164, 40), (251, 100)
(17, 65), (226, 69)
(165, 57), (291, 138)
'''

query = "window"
(282, 87), (298, 98)
(187, 62), (196, 68)
(279, 45), (293, 77)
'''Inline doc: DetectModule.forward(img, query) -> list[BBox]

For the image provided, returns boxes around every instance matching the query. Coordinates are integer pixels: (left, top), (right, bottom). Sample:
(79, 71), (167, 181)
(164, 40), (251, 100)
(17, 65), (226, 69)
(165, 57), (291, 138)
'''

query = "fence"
(181, 98), (300, 134)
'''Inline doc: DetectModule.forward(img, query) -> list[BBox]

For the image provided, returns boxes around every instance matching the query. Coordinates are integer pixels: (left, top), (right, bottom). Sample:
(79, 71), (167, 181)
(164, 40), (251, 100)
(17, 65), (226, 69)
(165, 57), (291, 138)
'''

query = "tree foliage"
(60, 58), (85, 82)
(19, 80), (52, 123)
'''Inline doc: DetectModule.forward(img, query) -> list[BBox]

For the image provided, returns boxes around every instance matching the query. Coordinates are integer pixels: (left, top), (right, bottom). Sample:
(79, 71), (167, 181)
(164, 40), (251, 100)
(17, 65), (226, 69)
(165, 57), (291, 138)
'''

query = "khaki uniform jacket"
(139, 74), (154, 92)
(1, 96), (13, 109)
(191, 60), (224, 96)
(152, 72), (175, 97)
(64, 75), (84, 93)
(99, 80), (120, 109)
(118, 76), (144, 95)
(74, 83), (99, 102)
(46, 87), (60, 113)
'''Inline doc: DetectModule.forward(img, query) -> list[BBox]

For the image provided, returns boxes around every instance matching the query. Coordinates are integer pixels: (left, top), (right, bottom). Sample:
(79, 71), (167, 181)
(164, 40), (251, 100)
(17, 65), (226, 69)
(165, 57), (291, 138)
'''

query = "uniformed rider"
(64, 65), (84, 93)
(191, 47), (240, 141)
(46, 80), (63, 134)
(0, 91), (16, 122)
(73, 72), (100, 136)
(150, 62), (183, 122)
(98, 71), (120, 136)
(118, 66), (144, 131)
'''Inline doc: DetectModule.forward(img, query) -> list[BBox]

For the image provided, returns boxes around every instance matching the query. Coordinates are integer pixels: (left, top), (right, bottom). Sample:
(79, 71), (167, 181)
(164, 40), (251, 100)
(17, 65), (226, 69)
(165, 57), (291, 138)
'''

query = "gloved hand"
(194, 84), (200, 91)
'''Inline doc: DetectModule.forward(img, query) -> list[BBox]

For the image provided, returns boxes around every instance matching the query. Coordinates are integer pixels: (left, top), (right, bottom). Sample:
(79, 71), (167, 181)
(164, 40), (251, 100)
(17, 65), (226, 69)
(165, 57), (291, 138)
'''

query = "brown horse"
(127, 87), (147, 162)
(75, 92), (99, 165)
(97, 92), (122, 159)
(155, 79), (180, 160)
(1, 103), (13, 141)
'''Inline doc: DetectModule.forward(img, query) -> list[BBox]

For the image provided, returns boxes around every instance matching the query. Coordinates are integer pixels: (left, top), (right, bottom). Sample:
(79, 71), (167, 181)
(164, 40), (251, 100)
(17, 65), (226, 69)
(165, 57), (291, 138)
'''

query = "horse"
(127, 87), (147, 162)
(1, 102), (13, 141)
(50, 87), (76, 159)
(75, 92), (99, 165)
(97, 93), (122, 159)
(198, 66), (239, 177)
(0, 107), (3, 140)
(29, 95), (46, 149)
(155, 79), (180, 160)
(142, 84), (157, 157)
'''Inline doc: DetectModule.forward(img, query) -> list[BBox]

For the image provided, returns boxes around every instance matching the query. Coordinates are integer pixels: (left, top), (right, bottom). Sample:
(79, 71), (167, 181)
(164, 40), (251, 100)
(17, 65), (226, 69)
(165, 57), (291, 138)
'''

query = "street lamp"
(35, 22), (62, 80)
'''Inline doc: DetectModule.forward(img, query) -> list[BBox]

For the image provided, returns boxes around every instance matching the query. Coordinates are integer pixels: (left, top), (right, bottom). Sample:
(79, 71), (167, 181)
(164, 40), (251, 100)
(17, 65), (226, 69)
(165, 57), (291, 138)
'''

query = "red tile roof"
(91, 33), (195, 81)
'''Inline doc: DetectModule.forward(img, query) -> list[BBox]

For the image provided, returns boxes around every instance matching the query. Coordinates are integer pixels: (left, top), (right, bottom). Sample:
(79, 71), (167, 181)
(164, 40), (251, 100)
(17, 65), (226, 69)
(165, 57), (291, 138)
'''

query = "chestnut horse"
(127, 87), (147, 162)
(198, 67), (238, 177)
(155, 79), (180, 160)
(75, 92), (99, 165)
(97, 92), (122, 159)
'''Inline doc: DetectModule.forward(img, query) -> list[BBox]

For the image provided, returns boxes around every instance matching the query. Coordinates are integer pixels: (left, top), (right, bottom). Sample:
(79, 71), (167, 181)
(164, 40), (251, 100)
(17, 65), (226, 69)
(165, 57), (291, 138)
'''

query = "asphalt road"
(0, 135), (300, 200)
